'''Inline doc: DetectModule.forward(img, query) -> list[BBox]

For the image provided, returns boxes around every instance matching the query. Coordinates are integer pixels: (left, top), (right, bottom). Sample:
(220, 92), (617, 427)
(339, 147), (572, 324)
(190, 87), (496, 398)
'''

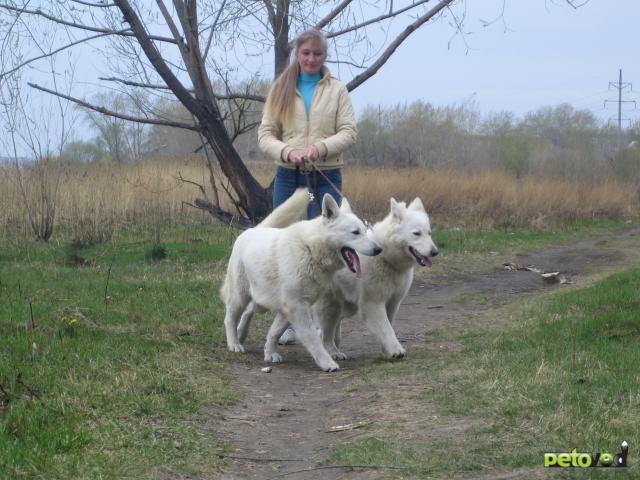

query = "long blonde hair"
(264, 29), (327, 124)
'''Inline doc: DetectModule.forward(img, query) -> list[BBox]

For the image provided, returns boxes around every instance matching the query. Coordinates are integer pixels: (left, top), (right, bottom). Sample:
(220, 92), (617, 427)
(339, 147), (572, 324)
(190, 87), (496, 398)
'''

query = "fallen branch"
(16, 373), (41, 401)
(326, 420), (371, 432)
(0, 383), (10, 403)
(216, 453), (305, 463)
(192, 198), (254, 230)
(266, 464), (408, 479)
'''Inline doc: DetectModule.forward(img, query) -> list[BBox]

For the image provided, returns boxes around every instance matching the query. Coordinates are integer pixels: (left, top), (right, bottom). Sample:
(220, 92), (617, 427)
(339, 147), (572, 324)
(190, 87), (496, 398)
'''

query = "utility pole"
(605, 69), (636, 147)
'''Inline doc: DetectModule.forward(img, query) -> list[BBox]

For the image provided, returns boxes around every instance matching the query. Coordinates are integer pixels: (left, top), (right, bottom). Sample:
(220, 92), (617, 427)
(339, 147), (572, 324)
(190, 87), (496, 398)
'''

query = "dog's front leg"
(288, 303), (340, 372)
(264, 313), (288, 363)
(386, 294), (403, 326)
(361, 303), (405, 359)
(314, 297), (347, 360)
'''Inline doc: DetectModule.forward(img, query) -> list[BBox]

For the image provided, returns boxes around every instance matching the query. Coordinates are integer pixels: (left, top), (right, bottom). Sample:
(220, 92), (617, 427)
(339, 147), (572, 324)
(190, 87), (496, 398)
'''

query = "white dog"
(220, 189), (381, 372)
(313, 197), (438, 360)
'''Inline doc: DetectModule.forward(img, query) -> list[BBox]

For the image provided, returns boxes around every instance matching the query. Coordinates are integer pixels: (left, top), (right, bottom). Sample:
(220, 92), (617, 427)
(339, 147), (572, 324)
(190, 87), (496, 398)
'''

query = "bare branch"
(28, 82), (199, 130)
(193, 197), (253, 229)
(313, 0), (354, 31)
(262, 0), (277, 31)
(1, 30), (129, 79)
(177, 172), (209, 200)
(326, 58), (366, 69)
(71, 0), (117, 7)
(0, 3), (177, 44)
(346, 0), (455, 91)
(155, 0), (186, 47)
(203, 0), (227, 62)
(326, 0), (433, 39)
(114, 0), (202, 114)
(566, 0), (590, 8)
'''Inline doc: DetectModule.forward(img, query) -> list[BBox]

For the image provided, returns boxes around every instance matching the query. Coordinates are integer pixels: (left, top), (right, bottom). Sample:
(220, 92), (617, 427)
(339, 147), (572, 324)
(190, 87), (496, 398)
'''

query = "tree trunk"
(199, 110), (271, 221)
(273, 2), (291, 77)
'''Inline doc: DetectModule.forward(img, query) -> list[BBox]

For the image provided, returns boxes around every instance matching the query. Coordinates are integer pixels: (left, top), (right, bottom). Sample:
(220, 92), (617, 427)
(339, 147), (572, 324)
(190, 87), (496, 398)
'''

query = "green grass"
(1, 218), (634, 478)
(329, 267), (640, 478)
(433, 218), (627, 255)
(0, 225), (238, 479)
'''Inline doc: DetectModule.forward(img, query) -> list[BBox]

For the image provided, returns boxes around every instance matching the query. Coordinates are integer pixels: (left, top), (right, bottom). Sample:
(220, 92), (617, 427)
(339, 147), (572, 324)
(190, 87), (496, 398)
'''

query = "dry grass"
(344, 166), (640, 227)
(1, 159), (638, 242)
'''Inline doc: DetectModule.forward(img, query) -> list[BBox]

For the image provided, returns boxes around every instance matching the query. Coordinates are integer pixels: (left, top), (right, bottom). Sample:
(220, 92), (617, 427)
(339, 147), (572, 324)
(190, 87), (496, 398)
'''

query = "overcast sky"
(348, 0), (639, 125)
(2, 0), (639, 160)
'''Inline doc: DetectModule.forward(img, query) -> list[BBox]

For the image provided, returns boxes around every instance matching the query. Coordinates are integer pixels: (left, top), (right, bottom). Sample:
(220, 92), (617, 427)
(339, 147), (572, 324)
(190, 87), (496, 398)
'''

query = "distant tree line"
(63, 94), (640, 184)
(348, 101), (640, 183)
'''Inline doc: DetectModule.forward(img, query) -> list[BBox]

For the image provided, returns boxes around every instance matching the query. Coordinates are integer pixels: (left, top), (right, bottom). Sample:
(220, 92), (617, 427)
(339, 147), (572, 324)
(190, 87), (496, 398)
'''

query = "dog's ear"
(408, 197), (426, 213)
(340, 197), (353, 214)
(390, 198), (405, 222)
(322, 194), (341, 220)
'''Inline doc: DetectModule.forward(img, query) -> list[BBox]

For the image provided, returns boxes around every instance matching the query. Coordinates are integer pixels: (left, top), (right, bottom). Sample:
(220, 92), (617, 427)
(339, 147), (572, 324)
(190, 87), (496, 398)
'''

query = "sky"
(348, 0), (640, 125)
(2, 0), (639, 159)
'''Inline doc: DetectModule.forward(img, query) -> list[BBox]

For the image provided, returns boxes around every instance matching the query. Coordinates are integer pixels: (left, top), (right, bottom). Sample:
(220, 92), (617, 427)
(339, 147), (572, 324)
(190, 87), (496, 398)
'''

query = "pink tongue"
(416, 251), (432, 267)
(347, 250), (362, 278)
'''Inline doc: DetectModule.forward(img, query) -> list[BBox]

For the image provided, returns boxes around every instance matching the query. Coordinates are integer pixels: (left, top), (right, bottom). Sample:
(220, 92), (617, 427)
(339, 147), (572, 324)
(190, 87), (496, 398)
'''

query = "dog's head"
(385, 197), (438, 267)
(321, 194), (382, 277)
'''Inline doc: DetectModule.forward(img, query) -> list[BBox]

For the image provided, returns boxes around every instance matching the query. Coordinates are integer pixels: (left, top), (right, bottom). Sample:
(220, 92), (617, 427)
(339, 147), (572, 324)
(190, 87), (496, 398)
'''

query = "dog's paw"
(320, 359), (340, 372)
(331, 351), (348, 361)
(264, 352), (283, 363)
(228, 343), (245, 353)
(383, 344), (406, 359)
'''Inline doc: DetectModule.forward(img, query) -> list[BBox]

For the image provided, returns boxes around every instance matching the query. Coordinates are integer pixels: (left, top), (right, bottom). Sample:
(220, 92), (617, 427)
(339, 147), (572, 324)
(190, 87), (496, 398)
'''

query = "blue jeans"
(272, 166), (342, 219)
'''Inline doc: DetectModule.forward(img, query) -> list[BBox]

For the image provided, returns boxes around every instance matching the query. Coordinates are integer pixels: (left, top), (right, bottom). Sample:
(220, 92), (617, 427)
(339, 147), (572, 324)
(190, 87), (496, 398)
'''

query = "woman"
(258, 29), (358, 343)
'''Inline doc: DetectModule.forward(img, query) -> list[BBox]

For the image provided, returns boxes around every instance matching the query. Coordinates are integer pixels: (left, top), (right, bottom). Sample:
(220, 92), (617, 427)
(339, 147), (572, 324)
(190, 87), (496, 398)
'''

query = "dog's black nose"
(431, 248), (439, 257)
(373, 246), (383, 256)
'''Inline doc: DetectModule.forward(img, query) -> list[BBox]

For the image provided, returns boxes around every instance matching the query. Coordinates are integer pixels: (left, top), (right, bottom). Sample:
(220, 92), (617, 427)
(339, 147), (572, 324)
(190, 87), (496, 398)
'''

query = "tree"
(0, 68), (76, 241)
(60, 140), (106, 164)
(83, 92), (150, 163)
(0, 0), (587, 225)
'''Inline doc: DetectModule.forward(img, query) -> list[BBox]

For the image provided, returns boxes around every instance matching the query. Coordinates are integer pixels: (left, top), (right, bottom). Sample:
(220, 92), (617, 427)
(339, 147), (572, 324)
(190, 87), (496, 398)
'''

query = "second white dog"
(313, 197), (438, 360)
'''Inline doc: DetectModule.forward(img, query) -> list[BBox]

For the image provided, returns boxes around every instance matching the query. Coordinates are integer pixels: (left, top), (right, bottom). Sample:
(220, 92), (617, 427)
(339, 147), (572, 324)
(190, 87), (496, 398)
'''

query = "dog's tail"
(219, 274), (230, 304)
(258, 188), (309, 228)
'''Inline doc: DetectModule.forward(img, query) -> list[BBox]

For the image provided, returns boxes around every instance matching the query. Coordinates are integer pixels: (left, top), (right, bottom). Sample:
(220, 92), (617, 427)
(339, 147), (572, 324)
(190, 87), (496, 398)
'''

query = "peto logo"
(544, 441), (628, 468)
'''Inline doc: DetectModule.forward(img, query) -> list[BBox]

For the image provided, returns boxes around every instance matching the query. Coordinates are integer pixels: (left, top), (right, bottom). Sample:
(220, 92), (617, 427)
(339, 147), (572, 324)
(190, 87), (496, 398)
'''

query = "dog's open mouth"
(409, 246), (432, 267)
(341, 247), (362, 278)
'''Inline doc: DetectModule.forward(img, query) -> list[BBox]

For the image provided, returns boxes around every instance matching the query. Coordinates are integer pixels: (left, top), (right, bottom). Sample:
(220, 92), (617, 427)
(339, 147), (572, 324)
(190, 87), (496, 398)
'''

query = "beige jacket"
(258, 69), (357, 170)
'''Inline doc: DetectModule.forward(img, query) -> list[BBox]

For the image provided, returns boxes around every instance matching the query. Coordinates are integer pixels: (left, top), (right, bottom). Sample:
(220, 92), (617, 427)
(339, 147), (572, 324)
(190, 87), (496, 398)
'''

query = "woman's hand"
(287, 149), (306, 166)
(288, 146), (320, 166)
(302, 145), (320, 164)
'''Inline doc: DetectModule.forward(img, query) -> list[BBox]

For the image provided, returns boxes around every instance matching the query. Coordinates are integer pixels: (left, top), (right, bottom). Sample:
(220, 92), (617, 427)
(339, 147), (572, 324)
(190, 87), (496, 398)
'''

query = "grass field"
(1, 160), (639, 477)
(0, 225), (240, 478)
(1, 218), (637, 478)
(329, 266), (640, 479)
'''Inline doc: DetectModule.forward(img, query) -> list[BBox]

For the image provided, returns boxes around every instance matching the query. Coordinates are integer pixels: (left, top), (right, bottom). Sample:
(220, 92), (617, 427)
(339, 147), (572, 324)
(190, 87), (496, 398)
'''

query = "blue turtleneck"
(297, 72), (322, 114)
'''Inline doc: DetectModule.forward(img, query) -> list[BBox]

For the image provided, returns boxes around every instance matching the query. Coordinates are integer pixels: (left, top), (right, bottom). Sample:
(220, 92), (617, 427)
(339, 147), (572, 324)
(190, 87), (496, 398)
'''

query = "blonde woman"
(258, 29), (358, 344)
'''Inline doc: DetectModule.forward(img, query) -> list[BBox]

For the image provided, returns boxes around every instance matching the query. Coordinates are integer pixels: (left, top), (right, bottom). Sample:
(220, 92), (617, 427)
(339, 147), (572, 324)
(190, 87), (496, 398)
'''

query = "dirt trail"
(213, 230), (638, 480)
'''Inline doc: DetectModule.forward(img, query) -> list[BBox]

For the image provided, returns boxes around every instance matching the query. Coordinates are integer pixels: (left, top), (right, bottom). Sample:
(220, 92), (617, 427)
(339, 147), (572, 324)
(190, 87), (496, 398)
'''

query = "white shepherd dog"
(220, 189), (381, 372)
(313, 197), (438, 360)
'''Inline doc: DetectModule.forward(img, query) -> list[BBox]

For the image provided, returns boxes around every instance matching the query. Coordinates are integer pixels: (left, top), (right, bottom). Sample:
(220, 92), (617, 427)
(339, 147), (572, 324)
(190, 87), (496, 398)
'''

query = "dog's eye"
(352, 229), (360, 235)
(413, 231), (421, 237)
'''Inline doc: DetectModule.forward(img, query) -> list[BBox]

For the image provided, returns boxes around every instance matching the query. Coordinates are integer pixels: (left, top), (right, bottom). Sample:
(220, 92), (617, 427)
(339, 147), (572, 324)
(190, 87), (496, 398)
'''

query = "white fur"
(221, 189), (381, 372)
(314, 197), (438, 360)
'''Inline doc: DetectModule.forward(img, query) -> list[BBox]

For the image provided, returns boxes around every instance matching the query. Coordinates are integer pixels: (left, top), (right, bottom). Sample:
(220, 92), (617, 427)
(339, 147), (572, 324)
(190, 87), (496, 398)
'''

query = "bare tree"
(82, 92), (150, 163)
(0, 0), (586, 225)
(0, 67), (77, 240)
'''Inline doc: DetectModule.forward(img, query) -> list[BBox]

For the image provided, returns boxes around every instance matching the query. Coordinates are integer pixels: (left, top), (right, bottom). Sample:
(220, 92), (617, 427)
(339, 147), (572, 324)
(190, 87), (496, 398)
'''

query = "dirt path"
(213, 229), (639, 480)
